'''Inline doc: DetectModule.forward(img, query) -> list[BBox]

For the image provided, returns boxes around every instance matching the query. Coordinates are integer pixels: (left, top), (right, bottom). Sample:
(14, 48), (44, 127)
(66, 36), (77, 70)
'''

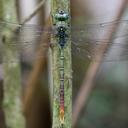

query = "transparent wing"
(72, 37), (128, 62)
(2, 19), (128, 42)
(71, 20), (128, 62)
(72, 20), (128, 42)
(0, 21), (51, 63)
(1, 20), (128, 62)
(0, 39), (50, 63)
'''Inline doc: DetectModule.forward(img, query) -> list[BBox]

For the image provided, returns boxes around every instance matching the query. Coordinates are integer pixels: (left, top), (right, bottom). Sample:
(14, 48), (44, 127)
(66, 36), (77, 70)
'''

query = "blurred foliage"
(72, 1), (128, 128)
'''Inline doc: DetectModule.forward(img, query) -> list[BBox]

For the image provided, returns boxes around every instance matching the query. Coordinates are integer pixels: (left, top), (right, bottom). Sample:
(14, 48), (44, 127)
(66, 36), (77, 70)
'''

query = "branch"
(23, 16), (51, 116)
(1, 0), (26, 127)
(73, 0), (128, 127)
(21, 0), (46, 25)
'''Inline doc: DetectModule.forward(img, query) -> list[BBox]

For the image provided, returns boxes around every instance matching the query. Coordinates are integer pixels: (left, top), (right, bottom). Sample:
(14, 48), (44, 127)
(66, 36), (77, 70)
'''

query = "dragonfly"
(1, 11), (128, 127)
(0, 18), (128, 63)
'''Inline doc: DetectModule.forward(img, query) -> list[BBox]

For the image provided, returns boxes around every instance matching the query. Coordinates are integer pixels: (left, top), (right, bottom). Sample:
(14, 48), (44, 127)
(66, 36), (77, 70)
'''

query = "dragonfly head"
(55, 10), (69, 22)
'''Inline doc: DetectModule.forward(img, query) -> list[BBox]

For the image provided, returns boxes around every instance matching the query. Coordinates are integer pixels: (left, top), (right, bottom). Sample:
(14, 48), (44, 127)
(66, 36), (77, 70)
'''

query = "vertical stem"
(51, 0), (72, 127)
(0, 0), (25, 128)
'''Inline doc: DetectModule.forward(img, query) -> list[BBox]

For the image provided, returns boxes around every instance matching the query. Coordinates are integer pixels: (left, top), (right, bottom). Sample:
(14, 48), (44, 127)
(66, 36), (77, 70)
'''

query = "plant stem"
(51, 0), (72, 127)
(0, 0), (26, 127)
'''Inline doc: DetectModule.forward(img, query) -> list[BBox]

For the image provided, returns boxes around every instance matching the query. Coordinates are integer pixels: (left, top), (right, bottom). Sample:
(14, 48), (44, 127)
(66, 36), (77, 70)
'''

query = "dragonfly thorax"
(56, 25), (67, 48)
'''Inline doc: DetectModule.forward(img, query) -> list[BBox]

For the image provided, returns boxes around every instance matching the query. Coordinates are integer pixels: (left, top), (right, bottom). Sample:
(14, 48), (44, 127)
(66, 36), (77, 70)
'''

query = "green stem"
(0, 0), (25, 127)
(51, 0), (72, 127)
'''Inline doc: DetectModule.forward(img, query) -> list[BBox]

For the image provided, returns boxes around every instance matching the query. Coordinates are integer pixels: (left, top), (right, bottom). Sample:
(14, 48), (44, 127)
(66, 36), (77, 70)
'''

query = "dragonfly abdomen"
(59, 49), (65, 125)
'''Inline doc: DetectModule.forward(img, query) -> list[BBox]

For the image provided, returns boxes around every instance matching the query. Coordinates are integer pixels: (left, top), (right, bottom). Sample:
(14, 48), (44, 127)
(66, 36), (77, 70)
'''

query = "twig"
(21, 0), (46, 25)
(73, 0), (128, 127)
(23, 16), (51, 116)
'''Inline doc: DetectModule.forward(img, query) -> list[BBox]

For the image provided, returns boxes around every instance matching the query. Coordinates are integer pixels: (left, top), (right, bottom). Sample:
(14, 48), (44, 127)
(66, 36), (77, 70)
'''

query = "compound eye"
(59, 10), (64, 14)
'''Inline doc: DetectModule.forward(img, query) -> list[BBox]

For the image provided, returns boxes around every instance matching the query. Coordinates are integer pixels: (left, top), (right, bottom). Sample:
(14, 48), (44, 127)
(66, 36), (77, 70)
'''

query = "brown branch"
(23, 16), (51, 116)
(73, 0), (128, 127)
(21, 0), (46, 25)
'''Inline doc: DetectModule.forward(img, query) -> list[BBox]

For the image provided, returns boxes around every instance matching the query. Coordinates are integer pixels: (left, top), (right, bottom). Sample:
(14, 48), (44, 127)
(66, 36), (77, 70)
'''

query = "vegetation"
(0, 0), (128, 128)
(0, 0), (25, 127)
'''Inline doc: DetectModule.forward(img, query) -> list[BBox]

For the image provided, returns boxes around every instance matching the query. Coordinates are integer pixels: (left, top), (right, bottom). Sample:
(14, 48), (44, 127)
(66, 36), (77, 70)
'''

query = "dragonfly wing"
(0, 20), (52, 43)
(0, 22), (51, 63)
(1, 38), (50, 63)
(72, 38), (128, 62)
(72, 20), (128, 44)
(72, 20), (128, 62)
(17, 25), (51, 62)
